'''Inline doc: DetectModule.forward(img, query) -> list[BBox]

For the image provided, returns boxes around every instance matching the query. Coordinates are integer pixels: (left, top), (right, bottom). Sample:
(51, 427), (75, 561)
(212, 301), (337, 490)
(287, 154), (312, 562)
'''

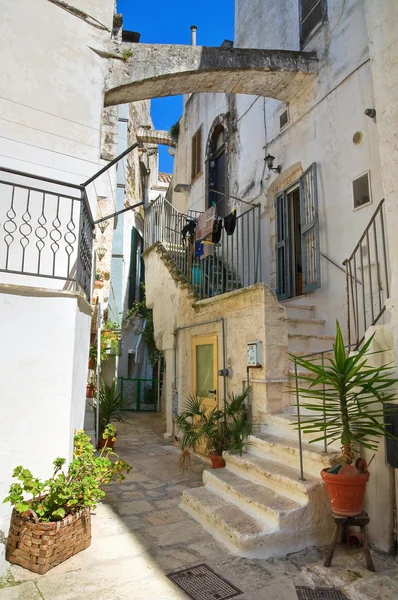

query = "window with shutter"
(191, 126), (202, 181)
(300, 0), (326, 47)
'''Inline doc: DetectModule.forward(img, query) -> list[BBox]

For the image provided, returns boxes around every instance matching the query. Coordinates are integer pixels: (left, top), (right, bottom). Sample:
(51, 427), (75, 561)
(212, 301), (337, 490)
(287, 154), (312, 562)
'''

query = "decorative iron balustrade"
(0, 167), (94, 299)
(144, 196), (262, 299)
(343, 199), (390, 350)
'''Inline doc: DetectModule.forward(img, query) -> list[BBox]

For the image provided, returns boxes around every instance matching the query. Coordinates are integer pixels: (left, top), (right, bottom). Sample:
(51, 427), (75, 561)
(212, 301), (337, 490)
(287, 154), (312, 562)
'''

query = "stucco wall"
(144, 247), (288, 436)
(0, 287), (91, 538)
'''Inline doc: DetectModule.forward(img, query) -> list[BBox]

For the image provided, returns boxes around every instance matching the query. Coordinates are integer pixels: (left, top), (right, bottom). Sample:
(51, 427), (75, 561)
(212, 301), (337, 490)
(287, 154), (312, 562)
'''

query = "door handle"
(208, 389), (216, 395)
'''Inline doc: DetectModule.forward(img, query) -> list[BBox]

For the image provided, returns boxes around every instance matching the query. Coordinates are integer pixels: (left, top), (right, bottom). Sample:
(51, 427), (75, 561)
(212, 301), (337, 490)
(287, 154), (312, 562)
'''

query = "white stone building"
(142, 0), (398, 556)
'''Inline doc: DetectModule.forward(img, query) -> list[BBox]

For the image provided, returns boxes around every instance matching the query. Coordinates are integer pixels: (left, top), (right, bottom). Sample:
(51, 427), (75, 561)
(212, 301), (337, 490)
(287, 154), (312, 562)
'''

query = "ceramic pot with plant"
(290, 321), (398, 517)
(175, 388), (252, 470)
(88, 345), (97, 370)
(3, 428), (131, 574)
(96, 379), (128, 448)
(86, 382), (95, 398)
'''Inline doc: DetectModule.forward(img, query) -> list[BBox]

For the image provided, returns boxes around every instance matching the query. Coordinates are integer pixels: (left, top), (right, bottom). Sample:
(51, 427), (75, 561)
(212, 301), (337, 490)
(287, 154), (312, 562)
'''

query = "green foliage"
(3, 428), (131, 523)
(98, 379), (128, 437)
(120, 47), (132, 60)
(169, 121), (180, 140)
(290, 321), (398, 463)
(124, 289), (160, 367)
(103, 321), (119, 332)
(175, 388), (252, 467)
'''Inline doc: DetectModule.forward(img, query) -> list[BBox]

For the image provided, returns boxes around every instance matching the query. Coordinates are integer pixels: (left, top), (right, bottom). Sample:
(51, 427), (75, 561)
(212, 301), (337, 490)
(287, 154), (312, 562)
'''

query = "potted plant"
(3, 427), (131, 574)
(86, 376), (96, 399)
(96, 379), (128, 448)
(175, 388), (252, 469)
(290, 321), (398, 517)
(88, 345), (97, 370)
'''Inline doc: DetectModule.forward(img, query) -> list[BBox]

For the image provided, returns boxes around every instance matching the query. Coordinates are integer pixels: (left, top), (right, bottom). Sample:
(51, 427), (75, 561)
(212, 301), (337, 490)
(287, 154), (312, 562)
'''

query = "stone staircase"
(181, 296), (340, 558)
(182, 432), (336, 558)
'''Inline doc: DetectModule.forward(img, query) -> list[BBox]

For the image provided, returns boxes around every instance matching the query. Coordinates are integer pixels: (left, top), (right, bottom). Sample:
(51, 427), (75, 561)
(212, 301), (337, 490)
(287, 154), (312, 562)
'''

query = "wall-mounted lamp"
(265, 153), (282, 174)
(95, 246), (107, 261)
(98, 220), (109, 234)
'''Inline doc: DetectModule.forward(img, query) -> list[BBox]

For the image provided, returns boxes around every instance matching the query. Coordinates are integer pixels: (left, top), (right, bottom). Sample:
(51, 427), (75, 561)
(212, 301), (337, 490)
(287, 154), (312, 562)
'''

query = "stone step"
(288, 333), (335, 353)
(203, 468), (303, 527)
(261, 412), (341, 451)
(182, 486), (275, 555)
(246, 432), (336, 477)
(283, 301), (316, 320)
(223, 451), (321, 503)
(287, 318), (325, 336)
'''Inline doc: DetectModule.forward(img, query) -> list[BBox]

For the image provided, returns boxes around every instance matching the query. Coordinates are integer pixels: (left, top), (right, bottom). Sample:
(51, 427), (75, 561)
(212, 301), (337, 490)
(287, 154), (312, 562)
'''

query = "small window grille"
(300, 0), (326, 46)
(280, 109), (289, 130)
(353, 172), (371, 210)
(191, 126), (202, 181)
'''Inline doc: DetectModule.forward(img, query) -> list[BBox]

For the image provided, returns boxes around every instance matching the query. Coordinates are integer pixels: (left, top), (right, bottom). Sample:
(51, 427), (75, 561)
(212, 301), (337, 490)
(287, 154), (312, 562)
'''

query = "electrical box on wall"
(247, 341), (262, 368)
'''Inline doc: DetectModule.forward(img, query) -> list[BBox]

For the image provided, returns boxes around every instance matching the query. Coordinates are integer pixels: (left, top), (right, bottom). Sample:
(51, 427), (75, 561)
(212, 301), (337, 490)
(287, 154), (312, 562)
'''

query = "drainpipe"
(95, 301), (102, 448)
(174, 317), (227, 415)
(190, 25), (197, 46)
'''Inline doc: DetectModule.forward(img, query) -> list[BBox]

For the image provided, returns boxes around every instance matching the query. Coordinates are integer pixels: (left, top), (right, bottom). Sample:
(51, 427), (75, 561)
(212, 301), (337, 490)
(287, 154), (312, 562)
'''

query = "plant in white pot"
(290, 321), (398, 516)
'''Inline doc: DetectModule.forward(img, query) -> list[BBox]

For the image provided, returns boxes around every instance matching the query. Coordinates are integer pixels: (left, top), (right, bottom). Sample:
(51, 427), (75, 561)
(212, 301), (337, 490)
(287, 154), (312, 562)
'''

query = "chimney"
(190, 25), (197, 46)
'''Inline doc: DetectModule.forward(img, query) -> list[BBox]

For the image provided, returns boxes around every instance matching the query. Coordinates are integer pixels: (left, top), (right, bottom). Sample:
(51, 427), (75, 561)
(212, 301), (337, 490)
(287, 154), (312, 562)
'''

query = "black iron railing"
(0, 167), (94, 299)
(343, 199), (389, 350)
(144, 196), (262, 299)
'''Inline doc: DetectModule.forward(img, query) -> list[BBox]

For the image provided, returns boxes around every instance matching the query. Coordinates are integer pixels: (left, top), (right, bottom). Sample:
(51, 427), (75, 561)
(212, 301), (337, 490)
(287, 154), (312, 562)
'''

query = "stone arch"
(104, 45), (318, 107)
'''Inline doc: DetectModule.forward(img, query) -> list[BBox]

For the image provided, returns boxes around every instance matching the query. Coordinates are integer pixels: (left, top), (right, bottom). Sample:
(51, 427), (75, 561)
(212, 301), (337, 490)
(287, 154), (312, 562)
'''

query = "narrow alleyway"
(1, 414), (398, 600)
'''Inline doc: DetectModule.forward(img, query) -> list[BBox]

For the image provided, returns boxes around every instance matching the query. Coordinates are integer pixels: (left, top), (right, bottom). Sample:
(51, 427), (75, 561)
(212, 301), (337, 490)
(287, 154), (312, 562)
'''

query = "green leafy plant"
(290, 321), (398, 464)
(98, 379), (128, 438)
(175, 388), (252, 468)
(124, 288), (160, 366)
(169, 121), (180, 140)
(120, 47), (132, 61)
(103, 321), (119, 332)
(3, 427), (131, 523)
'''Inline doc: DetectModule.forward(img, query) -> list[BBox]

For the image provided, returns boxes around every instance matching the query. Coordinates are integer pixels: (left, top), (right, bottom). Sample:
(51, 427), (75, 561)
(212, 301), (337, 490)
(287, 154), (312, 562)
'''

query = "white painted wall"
(0, 288), (91, 533)
(0, 0), (114, 573)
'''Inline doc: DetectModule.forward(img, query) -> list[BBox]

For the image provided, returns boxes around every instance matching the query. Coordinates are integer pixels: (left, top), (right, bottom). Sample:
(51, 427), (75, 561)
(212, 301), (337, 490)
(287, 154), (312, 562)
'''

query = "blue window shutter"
(300, 163), (321, 293)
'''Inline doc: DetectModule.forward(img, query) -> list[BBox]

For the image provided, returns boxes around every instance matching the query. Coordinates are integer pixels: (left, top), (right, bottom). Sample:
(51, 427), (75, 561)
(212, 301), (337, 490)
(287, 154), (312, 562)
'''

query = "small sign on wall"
(247, 341), (262, 368)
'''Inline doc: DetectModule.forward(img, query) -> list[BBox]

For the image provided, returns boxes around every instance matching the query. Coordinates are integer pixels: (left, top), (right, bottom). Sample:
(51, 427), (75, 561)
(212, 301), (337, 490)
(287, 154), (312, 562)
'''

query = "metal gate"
(120, 377), (158, 412)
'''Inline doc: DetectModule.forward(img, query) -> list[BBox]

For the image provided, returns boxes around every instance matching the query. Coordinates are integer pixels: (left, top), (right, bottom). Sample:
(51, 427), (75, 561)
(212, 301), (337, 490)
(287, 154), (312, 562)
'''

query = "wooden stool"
(324, 511), (375, 571)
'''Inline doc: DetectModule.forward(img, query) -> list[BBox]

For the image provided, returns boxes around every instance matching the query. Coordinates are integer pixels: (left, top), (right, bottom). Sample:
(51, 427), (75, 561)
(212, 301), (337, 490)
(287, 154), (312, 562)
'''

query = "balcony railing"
(144, 196), (262, 300)
(343, 199), (390, 349)
(0, 167), (94, 300)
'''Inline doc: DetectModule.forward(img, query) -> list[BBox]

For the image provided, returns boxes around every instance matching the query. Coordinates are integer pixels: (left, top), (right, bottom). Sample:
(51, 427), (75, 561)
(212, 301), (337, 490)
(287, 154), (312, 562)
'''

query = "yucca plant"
(175, 388), (252, 469)
(290, 321), (398, 464)
(98, 379), (128, 438)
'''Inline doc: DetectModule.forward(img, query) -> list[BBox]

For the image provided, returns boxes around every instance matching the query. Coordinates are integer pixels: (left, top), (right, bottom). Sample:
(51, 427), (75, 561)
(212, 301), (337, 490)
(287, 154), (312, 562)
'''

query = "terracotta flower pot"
(88, 358), (96, 370)
(97, 436), (115, 450)
(86, 384), (95, 398)
(321, 468), (370, 517)
(209, 452), (226, 469)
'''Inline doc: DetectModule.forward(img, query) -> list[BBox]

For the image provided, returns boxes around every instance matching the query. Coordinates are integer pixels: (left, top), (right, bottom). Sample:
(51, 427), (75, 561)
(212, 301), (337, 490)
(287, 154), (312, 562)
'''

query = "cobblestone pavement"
(1, 413), (398, 599)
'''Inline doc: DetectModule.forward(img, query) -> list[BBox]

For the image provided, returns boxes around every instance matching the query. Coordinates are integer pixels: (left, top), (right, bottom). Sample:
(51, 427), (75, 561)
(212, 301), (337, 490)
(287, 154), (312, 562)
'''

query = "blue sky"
(117, 0), (235, 172)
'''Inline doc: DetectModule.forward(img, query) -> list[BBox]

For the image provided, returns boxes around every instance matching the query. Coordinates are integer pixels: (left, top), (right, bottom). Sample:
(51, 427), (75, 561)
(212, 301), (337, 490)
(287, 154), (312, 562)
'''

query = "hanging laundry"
(212, 218), (222, 244)
(224, 208), (237, 235)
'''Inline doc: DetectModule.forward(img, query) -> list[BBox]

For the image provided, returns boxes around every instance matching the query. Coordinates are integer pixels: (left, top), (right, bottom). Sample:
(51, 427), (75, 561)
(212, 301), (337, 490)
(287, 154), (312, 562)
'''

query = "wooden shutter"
(275, 191), (290, 300)
(191, 127), (202, 181)
(300, 163), (320, 293)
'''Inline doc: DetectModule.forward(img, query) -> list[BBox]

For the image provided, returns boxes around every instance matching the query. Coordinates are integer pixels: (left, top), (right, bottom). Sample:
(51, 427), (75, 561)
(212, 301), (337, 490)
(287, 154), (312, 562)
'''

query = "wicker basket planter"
(6, 508), (91, 574)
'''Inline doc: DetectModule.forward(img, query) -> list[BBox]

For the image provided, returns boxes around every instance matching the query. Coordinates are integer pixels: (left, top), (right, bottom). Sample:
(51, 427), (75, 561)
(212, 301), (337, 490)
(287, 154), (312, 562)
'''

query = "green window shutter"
(300, 162), (321, 293)
(276, 191), (290, 300)
(128, 227), (138, 309)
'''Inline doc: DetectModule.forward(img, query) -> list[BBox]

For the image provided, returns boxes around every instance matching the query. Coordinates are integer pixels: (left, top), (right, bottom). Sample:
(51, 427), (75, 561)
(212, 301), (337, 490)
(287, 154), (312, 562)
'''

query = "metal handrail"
(343, 199), (389, 350)
(144, 196), (262, 300)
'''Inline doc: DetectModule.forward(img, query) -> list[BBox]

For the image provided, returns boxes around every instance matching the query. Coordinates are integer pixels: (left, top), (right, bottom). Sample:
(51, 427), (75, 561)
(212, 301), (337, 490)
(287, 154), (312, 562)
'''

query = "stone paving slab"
(1, 414), (398, 600)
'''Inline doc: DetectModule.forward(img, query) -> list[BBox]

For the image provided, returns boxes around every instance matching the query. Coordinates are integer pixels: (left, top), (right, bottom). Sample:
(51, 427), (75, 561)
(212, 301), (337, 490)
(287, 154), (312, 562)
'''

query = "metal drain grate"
(296, 588), (348, 600)
(167, 564), (242, 600)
